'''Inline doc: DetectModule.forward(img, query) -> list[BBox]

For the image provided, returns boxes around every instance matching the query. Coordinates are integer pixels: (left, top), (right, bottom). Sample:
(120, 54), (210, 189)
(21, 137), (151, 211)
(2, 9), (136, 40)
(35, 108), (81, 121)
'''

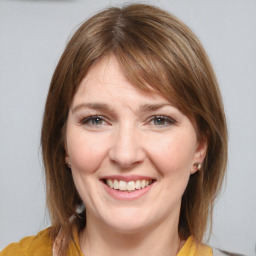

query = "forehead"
(72, 55), (172, 107)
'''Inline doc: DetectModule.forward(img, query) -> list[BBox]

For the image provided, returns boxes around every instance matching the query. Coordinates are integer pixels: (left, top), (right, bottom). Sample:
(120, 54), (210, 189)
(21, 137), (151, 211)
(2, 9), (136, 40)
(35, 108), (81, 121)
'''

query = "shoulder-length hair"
(41, 4), (228, 254)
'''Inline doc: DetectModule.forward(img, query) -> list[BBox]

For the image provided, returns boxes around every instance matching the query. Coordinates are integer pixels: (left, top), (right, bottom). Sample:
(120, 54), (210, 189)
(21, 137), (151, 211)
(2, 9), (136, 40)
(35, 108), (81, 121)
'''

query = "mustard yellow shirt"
(0, 228), (212, 256)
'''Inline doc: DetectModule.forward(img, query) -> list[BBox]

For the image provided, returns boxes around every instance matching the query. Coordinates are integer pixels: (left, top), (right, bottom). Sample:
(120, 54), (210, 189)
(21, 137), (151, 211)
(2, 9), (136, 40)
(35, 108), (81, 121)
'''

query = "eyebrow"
(72, 103), (114, 113)
(139, 103), (174, 112)
(72, 102), (174, 114)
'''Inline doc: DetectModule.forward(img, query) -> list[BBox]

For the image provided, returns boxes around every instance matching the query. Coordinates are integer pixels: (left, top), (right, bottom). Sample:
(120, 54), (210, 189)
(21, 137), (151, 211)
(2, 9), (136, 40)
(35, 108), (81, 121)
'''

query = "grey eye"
(154, 117), (167, 125)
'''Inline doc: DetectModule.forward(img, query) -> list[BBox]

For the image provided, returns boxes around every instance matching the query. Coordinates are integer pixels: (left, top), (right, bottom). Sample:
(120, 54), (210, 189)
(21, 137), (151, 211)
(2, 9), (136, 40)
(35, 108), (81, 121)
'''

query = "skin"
(65, 56), (207, 256)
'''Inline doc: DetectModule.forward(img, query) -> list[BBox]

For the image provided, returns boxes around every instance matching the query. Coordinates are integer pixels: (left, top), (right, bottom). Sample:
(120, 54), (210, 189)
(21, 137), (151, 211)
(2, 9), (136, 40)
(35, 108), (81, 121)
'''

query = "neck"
(79, 213), (181, 256)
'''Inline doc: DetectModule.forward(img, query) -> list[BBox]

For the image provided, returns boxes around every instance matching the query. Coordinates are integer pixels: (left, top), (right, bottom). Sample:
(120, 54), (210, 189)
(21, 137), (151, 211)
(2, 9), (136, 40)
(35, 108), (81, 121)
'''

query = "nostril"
(109, 153), (144, 169)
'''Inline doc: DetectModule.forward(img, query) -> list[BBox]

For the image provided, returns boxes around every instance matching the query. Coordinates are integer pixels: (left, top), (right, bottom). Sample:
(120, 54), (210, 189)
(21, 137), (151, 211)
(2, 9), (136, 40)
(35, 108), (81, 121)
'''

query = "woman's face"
(65, 56), (206, 233)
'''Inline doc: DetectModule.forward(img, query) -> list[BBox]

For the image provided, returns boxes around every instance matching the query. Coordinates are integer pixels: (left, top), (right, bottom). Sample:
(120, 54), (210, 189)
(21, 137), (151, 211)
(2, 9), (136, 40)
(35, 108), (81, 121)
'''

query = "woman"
(1, 4), (228, 256)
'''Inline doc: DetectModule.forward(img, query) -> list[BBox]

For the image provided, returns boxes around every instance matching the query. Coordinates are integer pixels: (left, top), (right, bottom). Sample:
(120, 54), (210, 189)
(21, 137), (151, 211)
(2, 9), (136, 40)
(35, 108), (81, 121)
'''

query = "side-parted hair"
(41, 4), (228, 254)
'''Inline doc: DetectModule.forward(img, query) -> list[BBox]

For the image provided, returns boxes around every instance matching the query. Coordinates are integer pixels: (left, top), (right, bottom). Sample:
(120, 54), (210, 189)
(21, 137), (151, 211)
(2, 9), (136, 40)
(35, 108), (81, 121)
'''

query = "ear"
(190, 138), (208, 174)
(65, 150), (72, 169)
(64, 140), (70, 166)
(65, 155), (70, 165)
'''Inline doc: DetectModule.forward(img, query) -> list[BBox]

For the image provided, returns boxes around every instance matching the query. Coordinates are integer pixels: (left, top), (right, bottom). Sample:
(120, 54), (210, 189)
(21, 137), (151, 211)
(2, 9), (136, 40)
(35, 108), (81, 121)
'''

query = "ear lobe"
(65, 155), (70, 164)
(65, 151), (71, 169)
(64, 141), (70, 166)
(191, 139), (208, 174)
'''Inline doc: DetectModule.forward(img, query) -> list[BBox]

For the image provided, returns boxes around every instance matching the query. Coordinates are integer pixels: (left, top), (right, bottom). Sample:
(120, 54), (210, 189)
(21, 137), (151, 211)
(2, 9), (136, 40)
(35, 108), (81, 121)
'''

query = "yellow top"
(178, 236), (212, 256)
(0, 228), (212, 256)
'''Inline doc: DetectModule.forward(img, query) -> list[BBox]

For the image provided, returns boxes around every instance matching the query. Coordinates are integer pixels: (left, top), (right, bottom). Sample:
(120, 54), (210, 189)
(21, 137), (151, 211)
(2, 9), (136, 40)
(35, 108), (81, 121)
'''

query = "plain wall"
(0, 0), (255, 255)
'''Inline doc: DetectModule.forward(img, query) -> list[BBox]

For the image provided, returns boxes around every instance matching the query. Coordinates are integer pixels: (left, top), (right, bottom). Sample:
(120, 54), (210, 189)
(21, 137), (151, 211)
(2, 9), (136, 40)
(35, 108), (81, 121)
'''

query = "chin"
(100, 209), (156, 234)
(107, 221), (150, 234)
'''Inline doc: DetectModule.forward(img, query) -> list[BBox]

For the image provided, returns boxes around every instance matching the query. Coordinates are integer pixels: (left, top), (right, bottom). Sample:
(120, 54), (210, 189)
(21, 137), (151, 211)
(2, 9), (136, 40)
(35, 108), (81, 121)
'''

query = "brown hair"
(41, 3), (228, 254)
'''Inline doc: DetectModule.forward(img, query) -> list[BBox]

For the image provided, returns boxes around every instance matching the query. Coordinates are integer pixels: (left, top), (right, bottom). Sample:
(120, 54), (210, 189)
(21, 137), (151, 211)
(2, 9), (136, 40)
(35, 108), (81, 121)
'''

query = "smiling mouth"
(103, 179), (155, 192)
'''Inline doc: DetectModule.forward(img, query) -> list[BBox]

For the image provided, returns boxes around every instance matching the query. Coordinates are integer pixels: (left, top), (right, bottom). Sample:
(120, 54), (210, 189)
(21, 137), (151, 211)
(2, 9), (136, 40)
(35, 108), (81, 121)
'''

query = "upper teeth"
(106, 179), (152, 191)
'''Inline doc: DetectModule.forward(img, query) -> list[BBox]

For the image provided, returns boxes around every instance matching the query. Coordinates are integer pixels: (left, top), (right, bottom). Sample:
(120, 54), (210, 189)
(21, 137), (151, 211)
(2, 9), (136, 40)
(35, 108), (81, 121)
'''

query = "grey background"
(0, 0), (255, 255)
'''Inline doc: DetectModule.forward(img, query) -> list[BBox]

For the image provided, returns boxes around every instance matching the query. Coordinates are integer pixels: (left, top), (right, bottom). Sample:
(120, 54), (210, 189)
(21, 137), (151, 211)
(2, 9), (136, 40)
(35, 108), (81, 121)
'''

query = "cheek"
(66, 130), (109, 174)
(148, 134), (196, 175)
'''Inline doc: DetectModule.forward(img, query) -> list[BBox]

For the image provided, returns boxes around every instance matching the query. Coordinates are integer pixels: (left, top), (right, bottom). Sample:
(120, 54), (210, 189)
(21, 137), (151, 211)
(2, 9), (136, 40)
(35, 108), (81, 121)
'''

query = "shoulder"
(0, 228), (53, 256)
(179, 236), (213, 256)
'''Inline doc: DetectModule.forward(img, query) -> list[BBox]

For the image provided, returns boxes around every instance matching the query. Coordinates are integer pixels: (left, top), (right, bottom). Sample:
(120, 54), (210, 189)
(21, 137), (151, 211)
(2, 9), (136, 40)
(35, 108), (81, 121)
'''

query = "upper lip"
(100, 175), (155, 182)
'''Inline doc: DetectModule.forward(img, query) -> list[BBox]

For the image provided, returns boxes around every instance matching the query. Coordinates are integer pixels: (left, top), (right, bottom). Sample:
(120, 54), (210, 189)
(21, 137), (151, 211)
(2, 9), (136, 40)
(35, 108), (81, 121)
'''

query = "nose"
(108, 124), (145, 169)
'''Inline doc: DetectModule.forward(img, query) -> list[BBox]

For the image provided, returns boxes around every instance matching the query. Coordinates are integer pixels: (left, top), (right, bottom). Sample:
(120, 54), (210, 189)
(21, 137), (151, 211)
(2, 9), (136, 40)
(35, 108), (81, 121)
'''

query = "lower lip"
(102, 182), (154, 200)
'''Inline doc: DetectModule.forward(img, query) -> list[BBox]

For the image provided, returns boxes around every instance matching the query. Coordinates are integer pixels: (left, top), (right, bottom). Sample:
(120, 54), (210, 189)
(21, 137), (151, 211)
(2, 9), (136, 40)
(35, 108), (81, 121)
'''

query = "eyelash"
(80, 115), (107, 126)
(148, 115), (176, 127)
(79, 115), (176, 128)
